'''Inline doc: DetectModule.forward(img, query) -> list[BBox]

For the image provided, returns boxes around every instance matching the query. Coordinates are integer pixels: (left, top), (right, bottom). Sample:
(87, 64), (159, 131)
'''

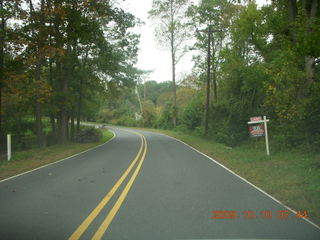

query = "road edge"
(141, 129), (320, 230)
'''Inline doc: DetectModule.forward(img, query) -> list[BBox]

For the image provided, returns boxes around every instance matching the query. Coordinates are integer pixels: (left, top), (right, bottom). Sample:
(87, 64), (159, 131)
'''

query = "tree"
(0, 0), (21, 143)
(149, 0), (190, 128)
(24, 0), (51, 147)
(138, 80), (172, 104)
(0, 0), (140, 151)
(188, 0), (239, 135)
(285, 0), (320, 97)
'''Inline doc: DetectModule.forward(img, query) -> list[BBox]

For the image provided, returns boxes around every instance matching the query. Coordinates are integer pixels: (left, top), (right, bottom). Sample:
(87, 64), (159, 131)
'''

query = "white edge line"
(147, 130), (320, 230)
(0, 129), (116, 184)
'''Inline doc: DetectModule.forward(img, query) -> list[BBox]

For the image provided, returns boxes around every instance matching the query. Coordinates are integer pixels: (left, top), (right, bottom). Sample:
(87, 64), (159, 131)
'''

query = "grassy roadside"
(0, 129), (114, 181)
(134, 127), (320, 226)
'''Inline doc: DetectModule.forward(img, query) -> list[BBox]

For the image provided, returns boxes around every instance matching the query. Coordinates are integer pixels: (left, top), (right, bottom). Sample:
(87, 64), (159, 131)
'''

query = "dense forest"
(0, 0), (140, 151)
(1, 0), (320, 153)
(99, 0), (320, 151)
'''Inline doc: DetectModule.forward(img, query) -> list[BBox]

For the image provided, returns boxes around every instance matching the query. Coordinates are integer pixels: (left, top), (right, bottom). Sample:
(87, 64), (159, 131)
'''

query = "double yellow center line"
(69, 130), (147, 240)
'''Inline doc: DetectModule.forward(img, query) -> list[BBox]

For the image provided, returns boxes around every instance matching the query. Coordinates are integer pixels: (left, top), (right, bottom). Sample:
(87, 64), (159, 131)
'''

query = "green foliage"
(96, 0), (320, 153)
(263, 47), (305, 121)
(76, 127), (102, 143)
(174, 124), (189, 133)
(3, 0), (316, 154)
(0, 0), (140, 149)
(180, 93), (203, 130)
(138, 81), (172, 104)
(97, 85), (141, 127)
(149, 0), (192, 127)
(96, 109), (115, 123)
(142, 100), (157, 127)
(156, 103), (174, 129)
(207, 103), (246, 147)
(110, 116), (138, 127)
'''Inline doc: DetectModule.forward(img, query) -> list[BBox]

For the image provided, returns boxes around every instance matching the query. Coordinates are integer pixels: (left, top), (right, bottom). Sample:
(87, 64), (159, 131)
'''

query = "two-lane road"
(0, 127), (319, 239)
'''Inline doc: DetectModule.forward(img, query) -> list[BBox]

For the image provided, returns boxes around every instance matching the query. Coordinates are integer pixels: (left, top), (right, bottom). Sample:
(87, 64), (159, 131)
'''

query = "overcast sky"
(118, 0), (270, 83)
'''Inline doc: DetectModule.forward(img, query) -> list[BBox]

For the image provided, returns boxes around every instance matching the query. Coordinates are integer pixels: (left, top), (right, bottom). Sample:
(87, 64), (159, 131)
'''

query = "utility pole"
(204, 26), (211, 135)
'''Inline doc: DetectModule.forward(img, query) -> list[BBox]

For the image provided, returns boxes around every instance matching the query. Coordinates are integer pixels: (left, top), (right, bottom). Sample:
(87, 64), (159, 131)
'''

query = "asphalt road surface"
(0, 127), (319, 240)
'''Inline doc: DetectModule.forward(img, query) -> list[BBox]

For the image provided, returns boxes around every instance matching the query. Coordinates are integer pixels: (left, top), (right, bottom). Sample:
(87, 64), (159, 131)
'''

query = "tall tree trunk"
(66, 115), (70, 140)
(62, 42), (73, 143)
(59, 108), (68, 143)
(170, 0), (177, 128)
(76, 71), (83, 137)
(287, 0), (297, 42)
(59, 71), (68, 144)
(297, 0), (318, 98)
(59, 40), (72, 144)
(77, 48), (88, 136)
(35, 63), (44, 147)
(57, 113), (61, 141)
(70, 110), (75, 141)
(53, 0), (68, 144)
(204, 26), (211, 136)
(211, 35), (217, 103)
(0, 0), (5, 139)
(29, 0), (45, 147)
(298, 55), (316, 97)
(305, 56), (315, 84)
(48, 57), (57, 141)
(171, 36), (177, 128)
(35, 101), (44, 147)
(212, 71), (217, 103)
(48, 0), (56, 141)
(56, 57), (68, 143)
(50, 115), (56, 143)
(303, 0), (318, 92)
(76, 96), (81, 137)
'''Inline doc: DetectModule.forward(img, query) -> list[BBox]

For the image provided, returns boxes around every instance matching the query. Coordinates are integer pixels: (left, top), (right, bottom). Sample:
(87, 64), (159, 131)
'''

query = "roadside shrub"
(11, 134), (37, 150)
(181, 96), (203, 130)
(193, 126), (205, 137)
(7, 119), (35, 136)
(156, 103), (174, 129)
(142, 100), (157, 127)
(209, 104), (249, 147)
(175, 124), (189, 133)
(46, 131), (57, 146)
(215, 128), (245, 147)
(76, 127), (102, 143)
(110, 116), (137, 127)
(96, 108), (114, 123)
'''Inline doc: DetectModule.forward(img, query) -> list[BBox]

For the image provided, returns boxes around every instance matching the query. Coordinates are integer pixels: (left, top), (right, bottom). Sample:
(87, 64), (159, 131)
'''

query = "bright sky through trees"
(119, 0), (270, 83)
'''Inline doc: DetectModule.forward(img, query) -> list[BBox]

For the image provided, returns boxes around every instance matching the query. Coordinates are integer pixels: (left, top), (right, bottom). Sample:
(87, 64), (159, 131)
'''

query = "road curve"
(0, 127), (319, 240)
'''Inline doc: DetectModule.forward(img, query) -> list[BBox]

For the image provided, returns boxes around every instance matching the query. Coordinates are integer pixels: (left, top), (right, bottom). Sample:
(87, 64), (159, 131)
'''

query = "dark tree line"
(0, 0), (140, 150)
(106, 0), (320, 151)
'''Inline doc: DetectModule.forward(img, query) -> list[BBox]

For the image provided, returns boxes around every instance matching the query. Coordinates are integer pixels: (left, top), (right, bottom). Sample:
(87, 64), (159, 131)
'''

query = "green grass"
(134, 127), (320, 226)
(0, 129), (114, 180)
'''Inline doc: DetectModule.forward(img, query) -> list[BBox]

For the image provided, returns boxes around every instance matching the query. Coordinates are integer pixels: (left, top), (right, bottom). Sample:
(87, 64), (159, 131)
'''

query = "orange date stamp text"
(210, 210), (308, 220)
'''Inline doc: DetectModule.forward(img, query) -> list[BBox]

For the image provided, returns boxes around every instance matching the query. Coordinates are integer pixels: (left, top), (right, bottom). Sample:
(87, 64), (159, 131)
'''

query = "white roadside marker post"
(248, 116), (270, 156)
(7, 134), (12, 161)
